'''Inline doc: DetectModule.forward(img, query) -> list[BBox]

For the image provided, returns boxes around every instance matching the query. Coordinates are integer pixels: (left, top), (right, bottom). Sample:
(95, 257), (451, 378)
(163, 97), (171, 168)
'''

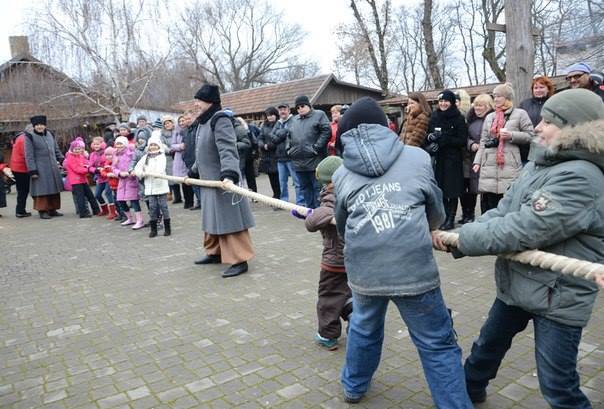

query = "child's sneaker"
(314, 333), (338, 351)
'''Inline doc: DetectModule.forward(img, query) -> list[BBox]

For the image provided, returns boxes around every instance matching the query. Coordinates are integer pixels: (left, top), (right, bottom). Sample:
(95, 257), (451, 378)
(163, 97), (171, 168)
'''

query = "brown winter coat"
(304, 183), (345, 272)
(474, 107), (533, 194)
(400, 111), (430, 147)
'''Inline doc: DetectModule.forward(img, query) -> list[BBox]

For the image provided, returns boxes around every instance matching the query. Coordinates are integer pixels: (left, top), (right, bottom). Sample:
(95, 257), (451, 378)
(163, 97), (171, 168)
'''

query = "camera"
(484, 137), (499, 149)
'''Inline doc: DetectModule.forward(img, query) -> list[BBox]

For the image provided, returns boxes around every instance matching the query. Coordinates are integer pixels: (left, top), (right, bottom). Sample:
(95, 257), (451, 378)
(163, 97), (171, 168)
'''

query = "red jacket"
(63, 152), (90, 185)
(100, 164), (119, 190)
(328, 122), (338, 156)
(9, 134), (28, 173)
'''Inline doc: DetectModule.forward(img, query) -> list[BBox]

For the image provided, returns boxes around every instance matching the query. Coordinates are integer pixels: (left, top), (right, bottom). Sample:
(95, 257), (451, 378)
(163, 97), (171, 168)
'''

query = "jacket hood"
(536, 119), (604, 170)
(340, 124), (403, 177)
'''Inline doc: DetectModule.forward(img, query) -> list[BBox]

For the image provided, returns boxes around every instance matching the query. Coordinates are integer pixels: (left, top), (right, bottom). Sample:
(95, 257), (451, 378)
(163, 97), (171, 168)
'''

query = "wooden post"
(504, 0), (534, 103)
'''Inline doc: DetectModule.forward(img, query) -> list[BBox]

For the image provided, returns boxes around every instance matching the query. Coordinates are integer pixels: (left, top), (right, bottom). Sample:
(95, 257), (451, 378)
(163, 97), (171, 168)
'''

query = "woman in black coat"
(258, 107), (280, 199)
(426, 89), (468, 230)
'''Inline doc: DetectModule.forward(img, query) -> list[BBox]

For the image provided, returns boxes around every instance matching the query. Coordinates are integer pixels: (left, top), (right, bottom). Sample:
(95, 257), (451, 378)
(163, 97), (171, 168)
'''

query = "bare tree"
(422, 0), (444, 89)
(28, 0), (169, 121)
(173, 0), (314, 92)
(481, 0), (506, 81)
(349, 0), (391, 94)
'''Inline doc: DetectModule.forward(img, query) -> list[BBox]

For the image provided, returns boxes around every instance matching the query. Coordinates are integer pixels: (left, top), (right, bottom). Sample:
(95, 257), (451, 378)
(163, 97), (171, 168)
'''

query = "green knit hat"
(316, 156), (343, 185)
(541, 89), (604, 128)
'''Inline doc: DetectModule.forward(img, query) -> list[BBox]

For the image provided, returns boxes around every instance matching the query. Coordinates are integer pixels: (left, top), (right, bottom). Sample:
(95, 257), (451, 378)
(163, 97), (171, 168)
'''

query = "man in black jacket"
(183, 110), (201, 210)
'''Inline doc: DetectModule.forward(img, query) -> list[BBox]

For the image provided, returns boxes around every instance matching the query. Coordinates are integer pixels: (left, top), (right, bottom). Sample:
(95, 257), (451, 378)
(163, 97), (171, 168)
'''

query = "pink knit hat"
(69, 137), (85, 151)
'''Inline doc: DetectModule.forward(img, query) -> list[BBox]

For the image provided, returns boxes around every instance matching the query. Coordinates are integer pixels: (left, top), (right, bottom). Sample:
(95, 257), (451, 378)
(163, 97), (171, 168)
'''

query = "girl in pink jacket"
(63, 138), (100, 218)
(111, 136), (144, 229)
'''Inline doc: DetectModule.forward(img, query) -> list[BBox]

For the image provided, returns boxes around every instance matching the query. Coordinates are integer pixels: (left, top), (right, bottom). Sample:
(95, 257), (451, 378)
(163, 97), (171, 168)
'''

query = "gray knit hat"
(493, 83), (514, 101)
(118, 122), (129, 130)
(541, 89), (604, 128)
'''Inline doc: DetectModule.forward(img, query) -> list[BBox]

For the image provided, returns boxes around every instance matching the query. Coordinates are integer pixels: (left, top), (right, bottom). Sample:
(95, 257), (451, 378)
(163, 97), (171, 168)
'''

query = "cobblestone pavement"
(1, 175), (603, 409)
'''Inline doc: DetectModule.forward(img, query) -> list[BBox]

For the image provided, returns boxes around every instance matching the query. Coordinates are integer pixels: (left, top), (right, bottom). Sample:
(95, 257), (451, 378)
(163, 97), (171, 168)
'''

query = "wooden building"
(173, 74), (385, 121)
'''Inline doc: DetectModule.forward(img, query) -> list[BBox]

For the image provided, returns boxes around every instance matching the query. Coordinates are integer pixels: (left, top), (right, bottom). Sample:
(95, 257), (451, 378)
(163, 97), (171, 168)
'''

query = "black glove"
(426, 132), (441, 143)
(450, 248), (466, 259)
(423, 141), (439, 155)
(220, 170), (239, 185)
(187, 168), (199, 179)
(484, 137), (499, 149)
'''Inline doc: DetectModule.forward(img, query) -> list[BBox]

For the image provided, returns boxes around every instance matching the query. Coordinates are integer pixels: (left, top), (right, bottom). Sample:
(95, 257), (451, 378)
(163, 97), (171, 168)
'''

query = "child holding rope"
(291, 156), (352, 351)
(134, 134), (171, 237)
(433, 89), (604, 407)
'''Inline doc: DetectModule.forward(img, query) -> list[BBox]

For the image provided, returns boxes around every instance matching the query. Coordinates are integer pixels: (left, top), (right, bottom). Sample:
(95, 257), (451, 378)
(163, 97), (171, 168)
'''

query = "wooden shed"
(173, 74), (385, 121)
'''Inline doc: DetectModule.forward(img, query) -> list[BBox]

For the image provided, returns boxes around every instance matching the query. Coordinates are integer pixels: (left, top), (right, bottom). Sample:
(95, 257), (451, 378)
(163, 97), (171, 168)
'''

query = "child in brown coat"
(292, 156), (352, 350)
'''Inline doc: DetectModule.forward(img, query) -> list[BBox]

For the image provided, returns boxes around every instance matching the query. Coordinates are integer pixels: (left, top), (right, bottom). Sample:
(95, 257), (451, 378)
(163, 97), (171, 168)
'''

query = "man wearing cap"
(288, 95), (331, 208)
(565, 62), (604, 101)
(189, 84), (255, 278)
(434, 89), (604, 407)
(24, 115), (65, 219)
(271, 102), (303, 206)
(135, 115), (152, 142)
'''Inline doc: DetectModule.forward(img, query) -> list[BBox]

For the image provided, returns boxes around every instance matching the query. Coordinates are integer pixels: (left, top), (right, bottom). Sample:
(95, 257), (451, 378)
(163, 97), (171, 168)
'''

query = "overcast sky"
(0, 0), (357, 73)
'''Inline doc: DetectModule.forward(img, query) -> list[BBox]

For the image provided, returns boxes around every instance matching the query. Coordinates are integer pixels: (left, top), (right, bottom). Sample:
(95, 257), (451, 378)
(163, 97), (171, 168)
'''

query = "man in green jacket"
(435, 89), (604, 408)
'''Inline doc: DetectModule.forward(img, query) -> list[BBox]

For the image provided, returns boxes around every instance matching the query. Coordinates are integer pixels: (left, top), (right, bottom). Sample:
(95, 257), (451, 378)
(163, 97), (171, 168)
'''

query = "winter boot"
(98, 203), (109, 216)
(440, 199), (458, 231)
(163, 219), (171, 236)
(121, 211), (135, 226)
(106, 204), (117, 220)
(149, 220), (158, 238)
(132, 212), (145, 230)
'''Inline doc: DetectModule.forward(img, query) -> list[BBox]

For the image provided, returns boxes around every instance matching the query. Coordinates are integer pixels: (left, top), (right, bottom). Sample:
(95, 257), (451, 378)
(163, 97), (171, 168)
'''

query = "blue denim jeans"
(465, 298), (590, 409)
(295, 170), (320, 209)
(94, 181), (114, 204)
(342, 288), (472, 408)
(277, 161), (303, 205)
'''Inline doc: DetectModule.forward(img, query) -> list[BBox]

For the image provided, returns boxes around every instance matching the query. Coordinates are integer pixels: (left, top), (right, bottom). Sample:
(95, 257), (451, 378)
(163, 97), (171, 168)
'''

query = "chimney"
(9, 36), (31, 58)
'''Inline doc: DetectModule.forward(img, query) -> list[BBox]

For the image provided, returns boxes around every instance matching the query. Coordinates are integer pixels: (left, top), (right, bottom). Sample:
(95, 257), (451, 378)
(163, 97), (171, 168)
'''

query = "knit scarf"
(490, 100), (513, 167)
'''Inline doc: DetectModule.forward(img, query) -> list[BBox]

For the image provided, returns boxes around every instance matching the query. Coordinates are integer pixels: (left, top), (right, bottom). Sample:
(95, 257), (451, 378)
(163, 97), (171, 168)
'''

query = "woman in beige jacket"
(473, 83), (533, 212)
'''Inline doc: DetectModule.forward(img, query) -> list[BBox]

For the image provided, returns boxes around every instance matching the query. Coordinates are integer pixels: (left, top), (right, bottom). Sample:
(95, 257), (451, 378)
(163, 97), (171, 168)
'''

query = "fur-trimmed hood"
(535, 119), (604, 171)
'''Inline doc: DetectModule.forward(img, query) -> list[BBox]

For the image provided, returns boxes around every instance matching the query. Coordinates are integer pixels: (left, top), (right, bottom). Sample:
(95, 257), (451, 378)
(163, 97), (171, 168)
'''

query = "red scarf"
(489, 102), (513, 168)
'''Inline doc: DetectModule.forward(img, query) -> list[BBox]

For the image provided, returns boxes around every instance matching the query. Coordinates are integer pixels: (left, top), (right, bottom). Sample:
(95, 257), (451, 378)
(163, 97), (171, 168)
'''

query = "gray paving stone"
(1, 184), (602, 409)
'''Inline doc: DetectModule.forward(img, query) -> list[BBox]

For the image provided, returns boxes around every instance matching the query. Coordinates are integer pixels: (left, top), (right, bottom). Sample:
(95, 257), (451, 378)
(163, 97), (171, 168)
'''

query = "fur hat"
(115, 136), (129, 146)
(294, 95), (311, 108)
(30, 115), (47, 126)
(194, 84), (221, 103)
(337, 97), (388, 139)
(161, 115), (174, 124)
(316, 156), (343, 185)
(136, 115), (147, 122)
(104, 146), (115, 156)
(493, 83), (515, 101)
(118, 122), (130, 130)
(541, 89), (604, 129)
(437, 89), (457, 105)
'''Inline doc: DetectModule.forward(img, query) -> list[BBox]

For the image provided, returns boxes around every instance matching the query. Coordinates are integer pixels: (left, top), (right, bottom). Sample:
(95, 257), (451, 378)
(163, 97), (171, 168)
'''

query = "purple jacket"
(171, 127), (189, 177)
(112, 146), (139, 201)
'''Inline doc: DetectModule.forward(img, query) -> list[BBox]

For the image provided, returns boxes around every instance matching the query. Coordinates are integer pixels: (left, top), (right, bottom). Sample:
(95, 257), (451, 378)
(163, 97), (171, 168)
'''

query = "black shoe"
(48, 210), (63, 217)
(190, 205), (201, 211)
(194, 255), (221, 265)
(222, 262), (248, 278)
(468, 389), (487, 403)
(39, 211), (52, 219)
(343, 393), (363, 404)
(80, 213), (92, 218)
(163, 219), (171, 236)
(183, 204), (193, 209)
(149, 220), (158, 238)
(16, 212), (32, 218)
(439, 220), (455, 230)
(172, 199), (183, 204)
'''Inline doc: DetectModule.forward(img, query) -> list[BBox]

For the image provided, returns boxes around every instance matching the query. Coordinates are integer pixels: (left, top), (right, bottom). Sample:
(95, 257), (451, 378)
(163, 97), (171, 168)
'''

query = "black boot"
(222, 261), (248, 278)
(39, 211), (52, 219)
(149, 220), (158, 238)
(440, 198), (458, 231)
(163, 219), (171, 236)
(172, 186), (182, 204)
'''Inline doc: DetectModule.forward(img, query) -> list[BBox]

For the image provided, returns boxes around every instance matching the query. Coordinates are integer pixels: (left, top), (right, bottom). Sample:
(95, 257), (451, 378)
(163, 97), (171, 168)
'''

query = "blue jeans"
(296, 170), (320, 209)
(193, 186), (201, 206)
(95, 181), (114, 204)
(342, 288), (472, 408)
(277, 161), (303, 205)
(465, 298), (590, 409)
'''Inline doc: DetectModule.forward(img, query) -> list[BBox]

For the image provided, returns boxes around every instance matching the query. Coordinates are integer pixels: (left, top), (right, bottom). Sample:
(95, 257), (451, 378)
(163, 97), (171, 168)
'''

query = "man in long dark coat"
(189, 84), (255, 278)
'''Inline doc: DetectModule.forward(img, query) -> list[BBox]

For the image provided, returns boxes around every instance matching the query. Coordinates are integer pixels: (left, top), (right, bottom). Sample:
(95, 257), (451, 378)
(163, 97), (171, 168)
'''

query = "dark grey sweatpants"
(147, 194), (170, 221)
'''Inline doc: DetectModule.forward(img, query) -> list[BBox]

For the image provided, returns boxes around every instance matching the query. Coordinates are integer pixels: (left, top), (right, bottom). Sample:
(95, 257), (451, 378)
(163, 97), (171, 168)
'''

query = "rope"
(437, 231), (604, 282)
(146, 173), (604, 283)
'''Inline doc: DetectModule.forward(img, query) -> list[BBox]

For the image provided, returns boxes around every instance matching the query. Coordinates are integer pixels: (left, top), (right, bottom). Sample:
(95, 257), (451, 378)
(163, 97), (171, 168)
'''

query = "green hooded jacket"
(458, 119), (604, 328)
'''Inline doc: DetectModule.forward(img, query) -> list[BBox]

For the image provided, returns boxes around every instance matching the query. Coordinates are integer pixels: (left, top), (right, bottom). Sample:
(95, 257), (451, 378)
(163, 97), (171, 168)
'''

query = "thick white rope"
(146, 173), (604, 283)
